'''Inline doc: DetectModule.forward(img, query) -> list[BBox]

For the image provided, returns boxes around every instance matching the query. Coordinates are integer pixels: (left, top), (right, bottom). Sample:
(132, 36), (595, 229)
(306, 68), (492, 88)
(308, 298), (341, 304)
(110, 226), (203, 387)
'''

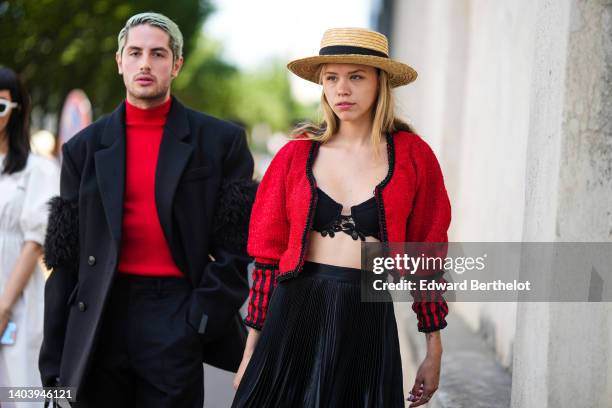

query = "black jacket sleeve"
(39, 144), (80, 387)
(186, 127), (257, 343)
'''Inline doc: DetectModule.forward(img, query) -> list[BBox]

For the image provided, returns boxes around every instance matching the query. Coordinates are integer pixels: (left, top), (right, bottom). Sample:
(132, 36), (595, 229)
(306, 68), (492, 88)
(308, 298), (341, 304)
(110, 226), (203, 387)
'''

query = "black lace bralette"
(311, 187), (381, 241)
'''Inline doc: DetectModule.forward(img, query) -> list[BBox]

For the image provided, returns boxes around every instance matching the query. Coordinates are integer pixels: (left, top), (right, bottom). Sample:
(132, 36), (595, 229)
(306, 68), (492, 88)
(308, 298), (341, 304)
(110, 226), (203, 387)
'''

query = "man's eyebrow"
(125, 46), (169, 53)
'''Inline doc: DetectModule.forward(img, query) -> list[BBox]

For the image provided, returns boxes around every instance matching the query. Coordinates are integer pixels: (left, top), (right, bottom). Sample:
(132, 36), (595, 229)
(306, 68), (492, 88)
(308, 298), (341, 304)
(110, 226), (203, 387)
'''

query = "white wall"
(389, 0), (612, 406)
(389, 0), (536, 368)
(513, 0), (612, 407)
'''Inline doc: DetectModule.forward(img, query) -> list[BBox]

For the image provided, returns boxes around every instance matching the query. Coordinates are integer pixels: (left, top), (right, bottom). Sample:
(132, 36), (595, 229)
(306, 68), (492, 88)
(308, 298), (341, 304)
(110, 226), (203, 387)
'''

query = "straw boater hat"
(287, 27), (417, 88)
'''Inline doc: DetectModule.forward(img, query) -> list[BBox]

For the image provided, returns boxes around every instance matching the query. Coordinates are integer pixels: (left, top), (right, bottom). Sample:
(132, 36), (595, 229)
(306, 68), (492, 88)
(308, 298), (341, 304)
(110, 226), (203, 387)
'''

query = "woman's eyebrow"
(323, 69), (367, 75)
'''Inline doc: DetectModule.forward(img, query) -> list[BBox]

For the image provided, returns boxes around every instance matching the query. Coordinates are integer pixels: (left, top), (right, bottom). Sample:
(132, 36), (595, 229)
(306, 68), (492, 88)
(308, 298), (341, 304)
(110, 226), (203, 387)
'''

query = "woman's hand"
(233, 352), (252, 390)
(407, 354), (441, 406)
(407, 331), (442, 407)
(233, 328), (261, 390)
(0, 302), (10, 342)
(0, 241), (42, 343)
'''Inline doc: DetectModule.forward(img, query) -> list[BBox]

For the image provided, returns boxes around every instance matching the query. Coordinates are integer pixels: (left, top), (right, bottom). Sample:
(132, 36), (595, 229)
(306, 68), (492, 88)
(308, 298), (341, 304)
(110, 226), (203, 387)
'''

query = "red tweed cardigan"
(245, 131), (452, 332)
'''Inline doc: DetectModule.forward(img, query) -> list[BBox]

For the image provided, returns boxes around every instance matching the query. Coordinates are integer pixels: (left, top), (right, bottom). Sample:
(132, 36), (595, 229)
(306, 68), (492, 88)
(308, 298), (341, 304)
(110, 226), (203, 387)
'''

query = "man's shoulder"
(62, 113), (113, 154)
(183, 106), (243, 137)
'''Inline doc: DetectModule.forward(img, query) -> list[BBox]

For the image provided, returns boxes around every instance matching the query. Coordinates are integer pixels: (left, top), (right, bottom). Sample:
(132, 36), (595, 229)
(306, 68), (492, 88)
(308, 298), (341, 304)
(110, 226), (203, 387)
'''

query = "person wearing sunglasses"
(0, 100), (18, 117)
(0, 67), (59, 406)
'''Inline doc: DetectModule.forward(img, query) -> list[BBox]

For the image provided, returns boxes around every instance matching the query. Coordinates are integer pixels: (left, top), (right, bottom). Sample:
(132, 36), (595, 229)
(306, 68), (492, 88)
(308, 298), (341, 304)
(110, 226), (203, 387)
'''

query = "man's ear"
(116, 51), (123, 75)
(171, 56), (184, 78)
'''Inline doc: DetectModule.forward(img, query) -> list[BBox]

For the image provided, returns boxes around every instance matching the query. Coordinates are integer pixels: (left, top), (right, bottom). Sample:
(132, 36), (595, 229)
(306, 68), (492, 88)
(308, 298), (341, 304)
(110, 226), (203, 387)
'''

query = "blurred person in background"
(233, 28), (451, 407)
(0, 67), (59, 407)
(39, 12), (255, 407)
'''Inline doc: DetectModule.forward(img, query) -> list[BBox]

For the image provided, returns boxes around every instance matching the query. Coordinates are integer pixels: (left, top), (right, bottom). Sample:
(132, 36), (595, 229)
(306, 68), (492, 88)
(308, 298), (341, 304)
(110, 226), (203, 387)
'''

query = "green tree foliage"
(173, 36), (239, 120)
(1, 0), (315, 135)
(229, 61), (300, 132)
(175, 38), (317, 135)
(0, 0), (212, 116)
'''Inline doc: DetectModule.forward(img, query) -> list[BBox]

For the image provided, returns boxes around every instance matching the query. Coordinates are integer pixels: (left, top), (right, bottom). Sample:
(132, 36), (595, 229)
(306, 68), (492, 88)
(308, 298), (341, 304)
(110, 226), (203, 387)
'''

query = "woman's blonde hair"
(291, 66), (414, 154)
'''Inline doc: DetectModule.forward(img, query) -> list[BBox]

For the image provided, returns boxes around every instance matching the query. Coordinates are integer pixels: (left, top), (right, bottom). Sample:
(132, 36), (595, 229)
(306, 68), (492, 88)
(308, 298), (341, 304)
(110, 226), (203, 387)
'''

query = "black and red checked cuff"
(411, 275), (449, 333)
(244, 262), (280, 330)
(414, 300), (449, 332)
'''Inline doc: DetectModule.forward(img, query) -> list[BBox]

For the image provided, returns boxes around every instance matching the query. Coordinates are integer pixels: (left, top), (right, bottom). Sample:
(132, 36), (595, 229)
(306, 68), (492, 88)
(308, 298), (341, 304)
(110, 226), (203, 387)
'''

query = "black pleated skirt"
(232, 261), (404, 408)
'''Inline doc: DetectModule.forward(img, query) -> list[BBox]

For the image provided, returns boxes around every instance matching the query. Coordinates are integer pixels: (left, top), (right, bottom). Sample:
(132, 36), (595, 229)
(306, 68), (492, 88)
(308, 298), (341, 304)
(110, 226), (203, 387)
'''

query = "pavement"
(396, 304), (512, 408)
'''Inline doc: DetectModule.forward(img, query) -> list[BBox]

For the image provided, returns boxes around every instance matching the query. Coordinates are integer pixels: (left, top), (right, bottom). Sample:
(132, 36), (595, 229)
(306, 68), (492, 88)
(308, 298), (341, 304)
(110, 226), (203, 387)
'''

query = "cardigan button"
(87, 256), (96, 266)
(77, 301), (87, 312)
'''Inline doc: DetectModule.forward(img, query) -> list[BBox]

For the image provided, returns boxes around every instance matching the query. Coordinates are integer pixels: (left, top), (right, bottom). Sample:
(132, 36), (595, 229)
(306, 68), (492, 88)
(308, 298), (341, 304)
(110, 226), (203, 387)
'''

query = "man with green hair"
(40, 12), (255, 407)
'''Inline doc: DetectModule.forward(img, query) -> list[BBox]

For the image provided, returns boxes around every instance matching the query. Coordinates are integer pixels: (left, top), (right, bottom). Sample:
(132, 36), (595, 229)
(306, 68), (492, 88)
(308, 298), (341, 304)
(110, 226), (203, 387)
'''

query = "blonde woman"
(233, 28), (451, 408)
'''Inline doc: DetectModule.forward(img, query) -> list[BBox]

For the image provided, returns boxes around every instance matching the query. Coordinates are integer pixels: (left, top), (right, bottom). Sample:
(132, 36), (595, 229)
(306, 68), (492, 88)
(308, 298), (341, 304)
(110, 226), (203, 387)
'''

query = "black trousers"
(75, 275), (203, 408)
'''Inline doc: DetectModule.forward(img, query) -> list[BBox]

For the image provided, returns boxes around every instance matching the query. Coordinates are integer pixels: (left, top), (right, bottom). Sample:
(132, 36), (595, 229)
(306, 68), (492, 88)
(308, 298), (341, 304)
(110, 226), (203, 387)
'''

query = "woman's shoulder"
(270, 135), (314, 163)
(25, 154), (60, 177)
(392, 130), (438, 158)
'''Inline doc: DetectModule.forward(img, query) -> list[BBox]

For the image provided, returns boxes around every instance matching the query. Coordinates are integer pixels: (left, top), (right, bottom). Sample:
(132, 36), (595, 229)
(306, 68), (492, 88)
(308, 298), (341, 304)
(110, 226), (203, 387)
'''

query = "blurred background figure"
(0, 67), (59, 408)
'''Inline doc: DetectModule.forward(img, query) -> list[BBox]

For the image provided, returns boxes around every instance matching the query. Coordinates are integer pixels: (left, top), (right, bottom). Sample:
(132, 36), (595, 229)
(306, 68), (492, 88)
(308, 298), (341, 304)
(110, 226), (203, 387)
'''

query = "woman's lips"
(335, 102), (355, 110)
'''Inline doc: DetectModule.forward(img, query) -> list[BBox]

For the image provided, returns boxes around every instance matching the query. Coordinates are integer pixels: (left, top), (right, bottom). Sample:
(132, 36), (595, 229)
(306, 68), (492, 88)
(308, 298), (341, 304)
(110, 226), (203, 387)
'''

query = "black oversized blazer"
(39, 97), (256, 395)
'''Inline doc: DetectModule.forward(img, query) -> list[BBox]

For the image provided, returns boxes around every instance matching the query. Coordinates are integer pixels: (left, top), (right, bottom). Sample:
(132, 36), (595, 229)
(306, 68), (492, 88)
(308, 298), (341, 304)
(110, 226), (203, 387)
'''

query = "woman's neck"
(0, 132), (8, 154)
(334, 117), (374, 148)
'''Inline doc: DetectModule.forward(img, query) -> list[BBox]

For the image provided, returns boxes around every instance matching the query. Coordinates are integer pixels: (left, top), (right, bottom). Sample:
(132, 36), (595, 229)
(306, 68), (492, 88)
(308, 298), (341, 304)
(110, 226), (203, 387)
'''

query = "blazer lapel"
(94, 103), (126, 248)
(155, 97), (193, 248)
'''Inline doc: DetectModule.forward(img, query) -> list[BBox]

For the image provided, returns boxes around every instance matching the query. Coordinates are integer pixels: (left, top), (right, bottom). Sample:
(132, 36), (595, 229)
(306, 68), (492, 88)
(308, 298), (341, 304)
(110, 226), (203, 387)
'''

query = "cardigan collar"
(304, 132), (396, 192)
(280, 132), (396, 280)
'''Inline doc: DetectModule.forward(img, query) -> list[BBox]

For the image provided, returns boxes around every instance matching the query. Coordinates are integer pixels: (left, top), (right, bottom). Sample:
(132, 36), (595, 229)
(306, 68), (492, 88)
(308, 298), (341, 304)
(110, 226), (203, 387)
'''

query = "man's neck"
(126, 93), (171, 110)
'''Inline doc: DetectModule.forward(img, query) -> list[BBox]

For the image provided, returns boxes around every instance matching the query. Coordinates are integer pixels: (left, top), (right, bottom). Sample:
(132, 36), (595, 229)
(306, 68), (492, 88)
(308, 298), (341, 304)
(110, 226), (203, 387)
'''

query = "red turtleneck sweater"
(118, 98), (183, 277)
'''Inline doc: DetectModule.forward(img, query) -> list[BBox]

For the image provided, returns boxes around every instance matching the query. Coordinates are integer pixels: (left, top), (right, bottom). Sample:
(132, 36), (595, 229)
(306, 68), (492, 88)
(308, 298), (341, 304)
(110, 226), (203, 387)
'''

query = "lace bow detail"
(318, 214), (367, 241)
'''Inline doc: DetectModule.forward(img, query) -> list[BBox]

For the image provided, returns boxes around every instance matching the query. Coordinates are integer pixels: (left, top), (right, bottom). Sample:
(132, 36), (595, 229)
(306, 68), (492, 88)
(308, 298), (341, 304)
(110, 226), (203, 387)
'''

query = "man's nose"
(139, 55), (152, 71)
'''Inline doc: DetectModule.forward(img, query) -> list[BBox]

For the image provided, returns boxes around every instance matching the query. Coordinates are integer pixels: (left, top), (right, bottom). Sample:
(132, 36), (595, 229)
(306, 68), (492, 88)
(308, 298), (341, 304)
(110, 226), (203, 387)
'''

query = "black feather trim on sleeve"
(43, 196), (79, 270)
(212, 179), (259, 253)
